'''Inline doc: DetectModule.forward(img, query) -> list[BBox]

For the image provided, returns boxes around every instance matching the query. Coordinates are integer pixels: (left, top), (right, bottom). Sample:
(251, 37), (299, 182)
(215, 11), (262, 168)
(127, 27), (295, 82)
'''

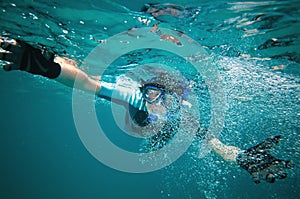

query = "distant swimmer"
(141, 3), (200, 22)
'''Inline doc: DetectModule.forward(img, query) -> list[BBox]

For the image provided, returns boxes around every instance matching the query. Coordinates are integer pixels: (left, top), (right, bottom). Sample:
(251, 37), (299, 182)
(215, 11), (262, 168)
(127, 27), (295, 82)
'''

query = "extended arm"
(0, 37), (145, 111)
(0, 36), (100, 95)
(208, 135), (292, 184)
(189, 111), (292, 184)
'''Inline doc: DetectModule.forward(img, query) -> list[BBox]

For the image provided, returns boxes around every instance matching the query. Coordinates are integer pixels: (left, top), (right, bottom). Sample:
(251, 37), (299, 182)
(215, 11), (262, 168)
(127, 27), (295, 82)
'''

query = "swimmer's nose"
(152, 100), (165, 110)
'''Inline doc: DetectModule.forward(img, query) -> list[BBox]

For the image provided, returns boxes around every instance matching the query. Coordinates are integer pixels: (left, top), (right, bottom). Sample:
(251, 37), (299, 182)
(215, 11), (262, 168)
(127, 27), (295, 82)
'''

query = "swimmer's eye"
(144, 88), (162, 103)
(143, 86), (163, 103)
(142, 84), (182, 111)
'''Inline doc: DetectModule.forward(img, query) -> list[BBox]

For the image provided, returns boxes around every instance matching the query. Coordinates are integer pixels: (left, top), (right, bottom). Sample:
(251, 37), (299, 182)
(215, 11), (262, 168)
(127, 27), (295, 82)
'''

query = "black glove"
(237, 135), (293, 184)
(0, 36), (61, 79)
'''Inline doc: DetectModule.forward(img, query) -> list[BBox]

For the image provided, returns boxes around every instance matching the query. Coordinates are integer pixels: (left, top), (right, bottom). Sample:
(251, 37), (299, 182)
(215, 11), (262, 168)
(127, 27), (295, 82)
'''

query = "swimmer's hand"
(0, 36), (60, 79)
(236, 135), (293, 184)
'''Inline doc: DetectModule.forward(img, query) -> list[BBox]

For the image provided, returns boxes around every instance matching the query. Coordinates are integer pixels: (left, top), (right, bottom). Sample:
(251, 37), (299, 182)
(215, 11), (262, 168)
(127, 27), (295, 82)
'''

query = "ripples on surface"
(1, 0), (300, 65)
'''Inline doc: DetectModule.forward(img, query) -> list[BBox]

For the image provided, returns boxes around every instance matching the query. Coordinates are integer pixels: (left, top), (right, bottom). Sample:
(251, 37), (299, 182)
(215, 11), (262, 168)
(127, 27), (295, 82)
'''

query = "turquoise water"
(0, 0), (299, 198)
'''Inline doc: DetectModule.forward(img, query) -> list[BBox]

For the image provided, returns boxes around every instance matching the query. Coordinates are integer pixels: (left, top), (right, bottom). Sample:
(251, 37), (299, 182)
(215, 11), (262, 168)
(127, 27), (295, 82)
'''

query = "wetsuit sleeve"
(98, 80), (146, 111)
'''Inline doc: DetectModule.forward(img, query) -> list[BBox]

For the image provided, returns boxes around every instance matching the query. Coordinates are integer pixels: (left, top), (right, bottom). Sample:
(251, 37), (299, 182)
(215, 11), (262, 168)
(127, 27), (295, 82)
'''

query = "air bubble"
(29, 12), (38, 20)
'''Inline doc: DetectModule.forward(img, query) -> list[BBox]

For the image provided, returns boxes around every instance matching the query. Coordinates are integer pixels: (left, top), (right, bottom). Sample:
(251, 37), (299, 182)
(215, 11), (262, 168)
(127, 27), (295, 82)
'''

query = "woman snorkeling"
(0, 1), (295, 183)
(0, 33), (292, 184)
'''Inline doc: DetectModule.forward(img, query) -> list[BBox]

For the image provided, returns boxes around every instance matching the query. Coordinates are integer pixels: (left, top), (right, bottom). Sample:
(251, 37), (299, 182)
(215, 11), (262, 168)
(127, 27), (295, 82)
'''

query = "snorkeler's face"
(145, 99), (168, 122)
(143, 87), (182, 123)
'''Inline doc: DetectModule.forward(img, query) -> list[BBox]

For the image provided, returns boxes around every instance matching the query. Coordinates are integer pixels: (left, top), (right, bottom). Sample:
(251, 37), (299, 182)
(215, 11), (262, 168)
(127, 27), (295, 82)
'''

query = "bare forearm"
(208, 138), (241, 163)
(54, 56), (100, 94)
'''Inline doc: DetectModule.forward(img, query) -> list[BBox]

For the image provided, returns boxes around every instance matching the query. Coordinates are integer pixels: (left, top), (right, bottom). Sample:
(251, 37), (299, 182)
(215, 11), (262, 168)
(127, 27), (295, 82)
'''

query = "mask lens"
(144, 87), (162, 103)
(143, 85), (182, 111)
